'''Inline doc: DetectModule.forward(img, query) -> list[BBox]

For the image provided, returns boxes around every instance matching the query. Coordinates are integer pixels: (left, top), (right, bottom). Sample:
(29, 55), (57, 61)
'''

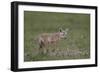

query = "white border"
(18, 5), (95, 68)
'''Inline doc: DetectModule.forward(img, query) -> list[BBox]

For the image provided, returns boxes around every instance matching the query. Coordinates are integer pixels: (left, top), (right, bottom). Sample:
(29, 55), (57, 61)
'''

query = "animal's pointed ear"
(59, 28), (63, 32)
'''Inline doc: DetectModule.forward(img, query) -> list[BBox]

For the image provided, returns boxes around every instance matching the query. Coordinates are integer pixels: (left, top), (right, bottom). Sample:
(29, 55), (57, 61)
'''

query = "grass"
(24, 11), (90, 62)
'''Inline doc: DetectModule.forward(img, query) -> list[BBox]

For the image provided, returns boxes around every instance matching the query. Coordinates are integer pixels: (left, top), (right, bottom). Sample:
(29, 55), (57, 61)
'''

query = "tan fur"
(38, 31), (66, 48)
(36, 28), (68, 54)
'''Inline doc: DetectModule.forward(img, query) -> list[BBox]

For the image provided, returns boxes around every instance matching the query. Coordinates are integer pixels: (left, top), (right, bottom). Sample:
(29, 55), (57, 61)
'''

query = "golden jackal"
(37, 28), (68, 49)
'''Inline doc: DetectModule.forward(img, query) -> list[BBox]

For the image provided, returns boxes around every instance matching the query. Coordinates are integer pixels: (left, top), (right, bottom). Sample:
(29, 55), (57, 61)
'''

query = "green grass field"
(24, 11), (90, 62)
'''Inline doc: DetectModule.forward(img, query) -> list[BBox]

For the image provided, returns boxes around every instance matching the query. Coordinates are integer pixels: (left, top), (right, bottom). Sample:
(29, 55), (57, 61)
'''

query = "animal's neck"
(53, 32), (61, 38)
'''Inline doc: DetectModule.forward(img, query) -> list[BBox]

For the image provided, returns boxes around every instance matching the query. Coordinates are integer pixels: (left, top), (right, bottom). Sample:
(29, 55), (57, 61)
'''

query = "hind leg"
(39, 43), (47, 55)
